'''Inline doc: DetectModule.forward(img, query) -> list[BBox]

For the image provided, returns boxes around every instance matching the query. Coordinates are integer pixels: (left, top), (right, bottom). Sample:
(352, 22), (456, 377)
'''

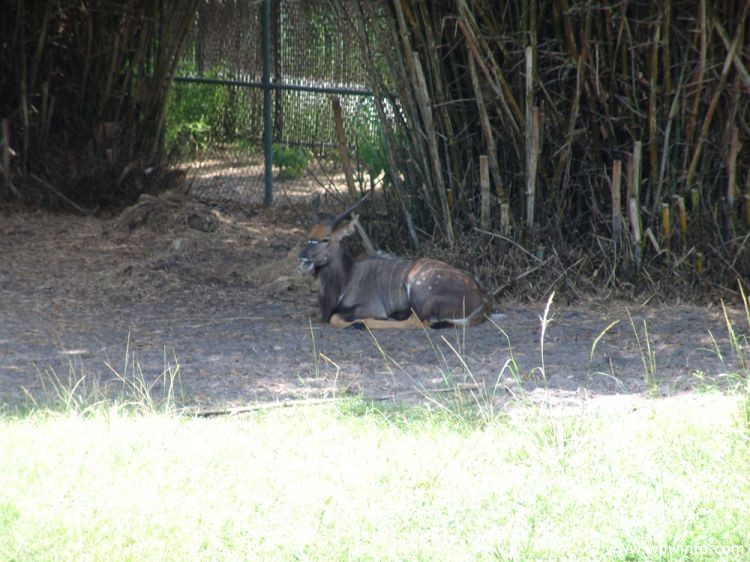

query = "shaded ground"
(1, 176), (748, 412)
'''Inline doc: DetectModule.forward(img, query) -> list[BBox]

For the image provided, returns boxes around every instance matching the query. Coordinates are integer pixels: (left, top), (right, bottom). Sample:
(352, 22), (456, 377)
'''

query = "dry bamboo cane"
(524, 47), (539, 233)
(727, 127), (740, 210)
(501, 203), (511, 236)
(557, 0), (579, 61)
(350, 2), (419, 250)
(390, 0), (440, 216)
(331, 96), (358, 198)
(629, 197), (642, 265)
(662, 0), (672, 100)
(684, 0), (707, 169)
(612, 160), (623, 248)
(414, 2), (462, 206)
(661, 202), (671, 249)
(715, 19), (750, 90)
(631, 141), (642, 203)
(456, 0), (523, 129)
(656, 65), (686, 212)
(627, 142), (643, 265)
(468, 53), (506, 201)
(412, 51), (454, 244)
(648, 8), (661, 209)
(675, 195), (688, 244)
(480, 155), (491, 231)
(686, 1), (749, 189)
(526, 108), (540, 234)
(552, 54), (582, 191)
(1, 118), (19, 198)
(645, 227), (661, 253)
(690, 189), (700, 215)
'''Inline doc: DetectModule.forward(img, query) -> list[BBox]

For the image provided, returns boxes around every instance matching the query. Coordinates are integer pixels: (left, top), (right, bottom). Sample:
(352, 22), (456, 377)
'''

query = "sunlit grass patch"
(1, 393), (748, 561)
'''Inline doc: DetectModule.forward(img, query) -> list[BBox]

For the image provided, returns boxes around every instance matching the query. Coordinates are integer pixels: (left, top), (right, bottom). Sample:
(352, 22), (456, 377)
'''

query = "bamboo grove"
(0, 0), (199, 209)
(336, 0), (750, 299)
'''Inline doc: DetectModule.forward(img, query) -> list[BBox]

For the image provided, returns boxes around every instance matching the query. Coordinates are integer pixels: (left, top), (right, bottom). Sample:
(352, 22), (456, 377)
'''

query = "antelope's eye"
(320, 237), (331, 244)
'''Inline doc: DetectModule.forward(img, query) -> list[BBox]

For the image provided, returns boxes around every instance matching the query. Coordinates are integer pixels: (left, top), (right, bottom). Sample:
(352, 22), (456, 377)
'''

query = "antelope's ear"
(311, 193), (321, 224)
(331, 220), (357, 242)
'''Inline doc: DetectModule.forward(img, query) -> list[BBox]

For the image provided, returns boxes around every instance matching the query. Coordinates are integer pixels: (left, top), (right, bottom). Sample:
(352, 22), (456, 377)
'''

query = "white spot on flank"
(428, 286), (432, 291)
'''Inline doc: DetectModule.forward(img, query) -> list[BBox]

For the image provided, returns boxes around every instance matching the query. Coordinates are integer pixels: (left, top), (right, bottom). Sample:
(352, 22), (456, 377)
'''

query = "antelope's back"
(406, 259), (488, 325)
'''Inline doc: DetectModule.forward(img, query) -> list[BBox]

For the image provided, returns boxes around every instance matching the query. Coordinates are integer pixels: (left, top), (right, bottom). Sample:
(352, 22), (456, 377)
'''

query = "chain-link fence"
(170, 0), (379, 206)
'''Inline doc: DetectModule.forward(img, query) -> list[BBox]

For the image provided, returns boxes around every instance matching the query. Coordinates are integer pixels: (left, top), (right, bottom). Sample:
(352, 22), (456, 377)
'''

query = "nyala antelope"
(298, 195), (490, 328)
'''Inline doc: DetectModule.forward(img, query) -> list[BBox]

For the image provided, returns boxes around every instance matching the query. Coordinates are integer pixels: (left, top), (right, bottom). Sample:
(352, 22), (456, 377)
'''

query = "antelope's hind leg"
(329, 312), (426, 329)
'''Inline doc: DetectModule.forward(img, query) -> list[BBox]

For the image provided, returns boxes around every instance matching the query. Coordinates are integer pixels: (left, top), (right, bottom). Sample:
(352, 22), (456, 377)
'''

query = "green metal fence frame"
(173, 0), (372, 206)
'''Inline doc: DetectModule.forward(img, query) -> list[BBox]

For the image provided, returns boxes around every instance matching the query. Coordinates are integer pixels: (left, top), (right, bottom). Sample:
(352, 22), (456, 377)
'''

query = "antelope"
(298, 195), (489, 328)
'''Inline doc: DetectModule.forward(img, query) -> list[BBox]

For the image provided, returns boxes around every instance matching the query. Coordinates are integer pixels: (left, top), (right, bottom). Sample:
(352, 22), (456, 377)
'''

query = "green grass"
(1, 394), (748, 561)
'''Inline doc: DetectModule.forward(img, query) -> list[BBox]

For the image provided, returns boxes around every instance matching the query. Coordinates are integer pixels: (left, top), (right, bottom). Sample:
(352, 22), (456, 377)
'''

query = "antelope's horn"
(330, 193), (369, 229)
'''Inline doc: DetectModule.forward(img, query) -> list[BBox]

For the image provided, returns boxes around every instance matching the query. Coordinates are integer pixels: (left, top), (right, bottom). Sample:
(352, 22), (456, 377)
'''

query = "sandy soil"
(1, 172), (747, 412)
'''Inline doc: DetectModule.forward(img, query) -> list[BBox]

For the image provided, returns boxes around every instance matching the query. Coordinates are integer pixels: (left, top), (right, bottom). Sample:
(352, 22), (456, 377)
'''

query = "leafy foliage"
(271, 143), (310, 180)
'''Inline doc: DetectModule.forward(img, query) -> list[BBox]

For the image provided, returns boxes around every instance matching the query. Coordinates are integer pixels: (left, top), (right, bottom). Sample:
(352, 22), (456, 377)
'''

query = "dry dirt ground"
(1, 173), (748, 412)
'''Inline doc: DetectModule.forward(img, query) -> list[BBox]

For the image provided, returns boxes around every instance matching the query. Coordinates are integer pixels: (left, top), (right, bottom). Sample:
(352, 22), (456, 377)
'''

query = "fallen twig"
(30, 173), (91, 215)
(192, 397), (341, 417)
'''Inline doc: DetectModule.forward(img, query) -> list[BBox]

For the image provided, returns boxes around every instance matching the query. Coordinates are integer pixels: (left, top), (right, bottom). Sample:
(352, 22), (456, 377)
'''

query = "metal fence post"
(262, 0), (273, 205)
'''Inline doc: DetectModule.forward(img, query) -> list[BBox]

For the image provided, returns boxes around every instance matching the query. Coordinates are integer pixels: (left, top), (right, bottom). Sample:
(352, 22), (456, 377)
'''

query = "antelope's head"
(298, 194), (366, 277)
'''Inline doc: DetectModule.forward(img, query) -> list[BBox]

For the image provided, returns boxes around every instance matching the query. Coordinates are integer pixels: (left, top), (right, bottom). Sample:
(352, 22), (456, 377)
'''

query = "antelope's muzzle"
(298, 257), (315, 277)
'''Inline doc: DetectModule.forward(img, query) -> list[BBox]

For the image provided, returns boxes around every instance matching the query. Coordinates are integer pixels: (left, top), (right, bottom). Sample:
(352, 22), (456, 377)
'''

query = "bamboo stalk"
(628, 197), (642, 264)
(627, 142), (642, 205)
(371, 84), (420, 251)
(714, 18), (750, 91)
(526, 107), (540, 233)
(552, 53), (582, 192)
(455, 11), (522, 142)
(415, 2), (463, 207)
(350, 214), (376, 256)
(468, 53), (506, 201)
(686, 2), (749, 188)
(556, 0), (578, 61)
(456, 0), (523, 126)
(480, 155), (491, 231)
(645, 227), (660, 253)
(675, 195), (688, 243)
(501, 203), (511, 236)
(648, 9), (661, 209)
(656, 64), (686, 211)
(727, 126), (740, 209)
(331, 96), (357, 198)
(684, 0), (707, 165)
(661, 202), (670, 248)
(611, 160), (622, 245)
(349, 3), (420, 250)
(662, 0), (672, 100)
(690, 189), (700, 215)
(525, 47), (536, 233)
(30, 0), (53, 92)
(411, 51), (454, 244)
(1, 118), (19, 198)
